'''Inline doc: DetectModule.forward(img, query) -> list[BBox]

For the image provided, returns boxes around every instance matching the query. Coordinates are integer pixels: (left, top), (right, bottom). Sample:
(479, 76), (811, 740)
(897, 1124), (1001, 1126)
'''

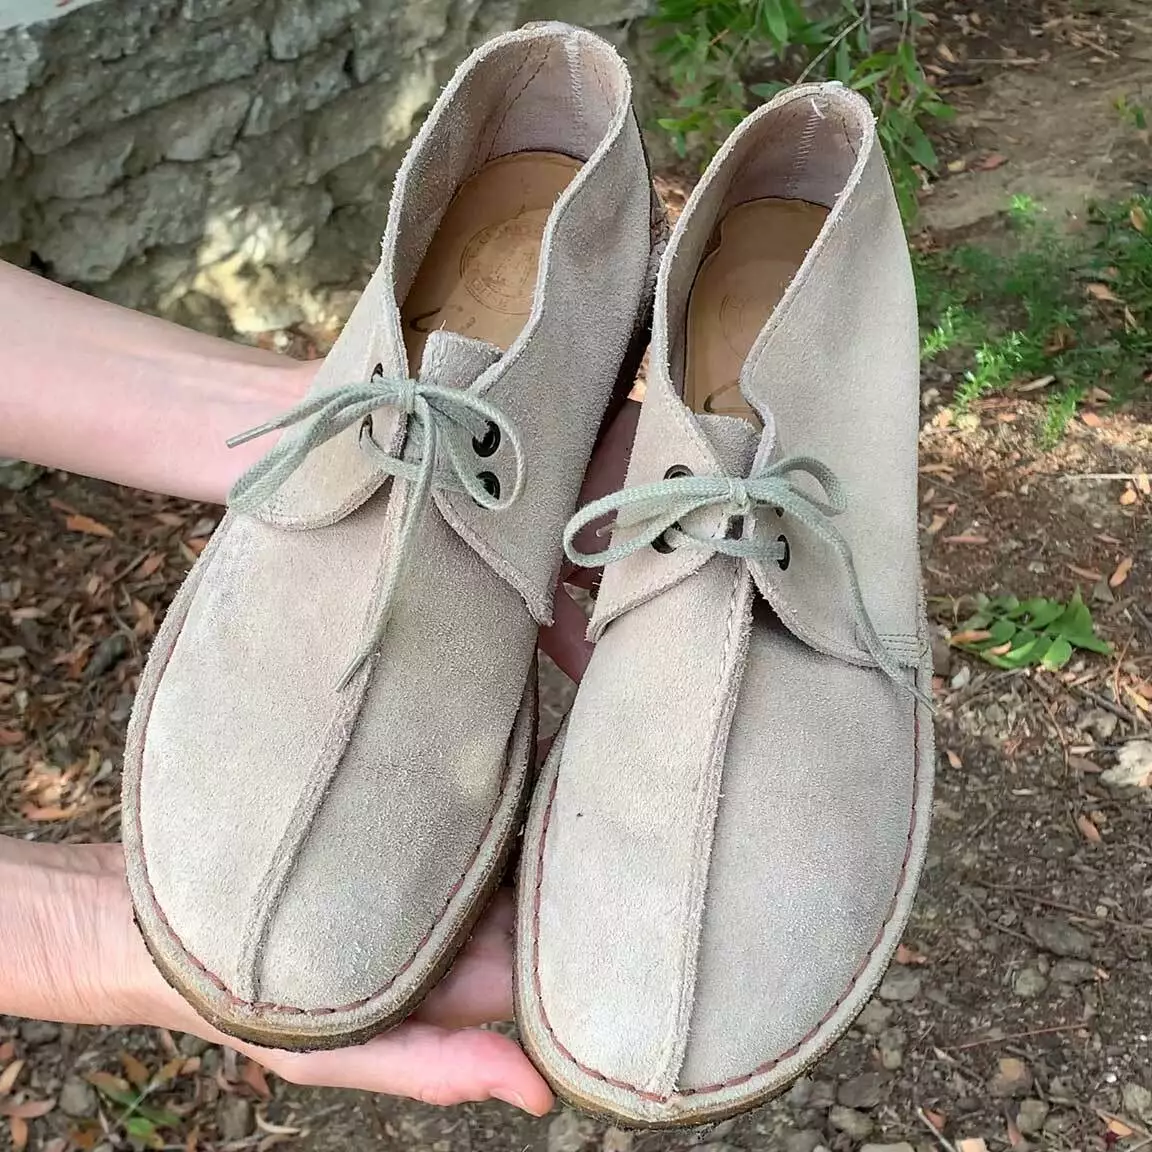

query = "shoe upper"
(123, 22), (657, 1026)
(519, 83), (935, 1122)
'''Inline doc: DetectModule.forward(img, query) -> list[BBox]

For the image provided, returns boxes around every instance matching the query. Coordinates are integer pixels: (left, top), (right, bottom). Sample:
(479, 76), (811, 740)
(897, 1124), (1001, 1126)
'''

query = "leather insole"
(401, 151), (583, 368)
(685, 198), (830, 425)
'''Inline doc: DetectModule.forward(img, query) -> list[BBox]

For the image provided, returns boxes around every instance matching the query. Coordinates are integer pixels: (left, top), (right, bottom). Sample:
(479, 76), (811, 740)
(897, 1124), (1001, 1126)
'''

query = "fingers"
(538, 588), (594, 682)
(256, 1022), (554, 1115)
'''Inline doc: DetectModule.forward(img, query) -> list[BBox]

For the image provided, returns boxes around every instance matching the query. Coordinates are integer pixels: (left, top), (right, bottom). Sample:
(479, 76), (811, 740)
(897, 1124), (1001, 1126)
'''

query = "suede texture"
(516, 82), (935, 1125)
(122, 22), (660, 1043)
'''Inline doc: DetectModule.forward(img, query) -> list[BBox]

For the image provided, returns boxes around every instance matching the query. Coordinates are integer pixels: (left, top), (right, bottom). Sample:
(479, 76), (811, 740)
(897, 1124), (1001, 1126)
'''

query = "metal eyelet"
(477, 471), (500, 501)
(472, 420), (500, 458)
(777, 534), (791, 570)
(371, 362), (384, 380)
(653, 465), (693, 553)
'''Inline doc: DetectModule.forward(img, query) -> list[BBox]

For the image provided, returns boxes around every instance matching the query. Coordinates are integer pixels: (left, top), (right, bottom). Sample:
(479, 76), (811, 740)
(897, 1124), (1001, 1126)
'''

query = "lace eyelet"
(776, 534), (791, 570)
(664, 464), (693, 479)
(473, 420), (500, 458)
(371, 362), (384, 380)
(477, 471), (500, 501)
(360, 414), (373, 438)
(652, 465), (693, 553)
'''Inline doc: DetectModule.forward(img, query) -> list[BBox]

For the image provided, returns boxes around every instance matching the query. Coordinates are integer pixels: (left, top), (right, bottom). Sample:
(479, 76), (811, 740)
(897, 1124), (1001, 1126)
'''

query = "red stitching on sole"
(530, 713), (922, 1099)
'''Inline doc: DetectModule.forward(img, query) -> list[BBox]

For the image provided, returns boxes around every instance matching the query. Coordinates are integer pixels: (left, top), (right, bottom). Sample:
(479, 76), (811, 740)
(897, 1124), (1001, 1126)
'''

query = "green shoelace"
(564, 455), (931, 706)
(228, 376), (525, 689)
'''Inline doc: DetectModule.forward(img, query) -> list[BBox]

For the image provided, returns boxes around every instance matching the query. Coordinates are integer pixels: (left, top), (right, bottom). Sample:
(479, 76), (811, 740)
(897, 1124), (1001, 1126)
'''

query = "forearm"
(0, 262), (318, 504)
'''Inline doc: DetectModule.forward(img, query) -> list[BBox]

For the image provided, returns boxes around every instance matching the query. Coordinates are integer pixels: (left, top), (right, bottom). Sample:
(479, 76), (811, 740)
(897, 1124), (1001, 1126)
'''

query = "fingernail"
(492, 1089), (528, 1111)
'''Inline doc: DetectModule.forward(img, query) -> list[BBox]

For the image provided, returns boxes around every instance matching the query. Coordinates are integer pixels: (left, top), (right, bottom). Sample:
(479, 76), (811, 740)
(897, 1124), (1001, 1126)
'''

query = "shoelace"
(227, 376), (525, 689)
(564, 455), (931, 706)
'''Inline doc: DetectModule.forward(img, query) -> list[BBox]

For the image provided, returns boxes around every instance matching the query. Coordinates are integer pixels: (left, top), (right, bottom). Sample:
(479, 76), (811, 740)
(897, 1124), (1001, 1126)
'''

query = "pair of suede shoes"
(122, 21), (935, 1127)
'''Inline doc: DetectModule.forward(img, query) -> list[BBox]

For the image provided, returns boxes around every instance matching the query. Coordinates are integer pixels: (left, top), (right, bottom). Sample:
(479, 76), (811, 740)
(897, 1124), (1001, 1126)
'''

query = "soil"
(2, 3), (1151, 1151)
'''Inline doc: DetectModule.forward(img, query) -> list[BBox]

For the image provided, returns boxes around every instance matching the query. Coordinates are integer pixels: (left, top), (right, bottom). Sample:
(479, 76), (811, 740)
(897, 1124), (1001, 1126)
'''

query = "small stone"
(59, 1075), (97, 1118)
(1050, 959), (1097, 984)
(878, 1027), (906, 1070)
(602, 1128), (633, 1152)
(931, 631), (951, 677)
(878, 968), (922, 1002)
(858, 1001), (895, 1035)
(808, 1080), (837, 1110)
(1122, 1084), (1152, 1120)
(1024, 917), (1092, 959)
(700, 1119), (737, 1142)
(838, 1072), (886, 1110)
(861, 1144), (915, 1152)
(1013, 967), (1048, 999)
(784, 1131), (823, 1152)
(1092, 579), (1115, 604)
(86, 633), (130, 679)
(217, 1096), (253, 1142)
(829, 1106), (874, 1140)
(0, 460), (44, 491)
(988, 1057), (1033, 1099)
(1082, 708), (1119, 741)
(1016, 1099), (1049, 1135)
(178, 1033), (211, 1057)
(1043, 1110), (1075, 1135)
(19, 1019), (61, 1045)
(787, 1078), (814, 1109)
(950, 664), (972, 690)
(548, 1110), (598, 1152)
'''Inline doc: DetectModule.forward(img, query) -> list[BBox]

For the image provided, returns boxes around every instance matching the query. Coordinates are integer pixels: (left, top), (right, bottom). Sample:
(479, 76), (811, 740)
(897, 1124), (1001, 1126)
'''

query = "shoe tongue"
(696, 414), (761, 476)
(416, 330), (502, 389)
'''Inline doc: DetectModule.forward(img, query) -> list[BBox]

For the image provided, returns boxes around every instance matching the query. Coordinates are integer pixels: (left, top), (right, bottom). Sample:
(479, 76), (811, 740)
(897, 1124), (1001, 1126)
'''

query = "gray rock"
(1081, 708), (1119, 741)
(178, 1032), (212, 1057)
(988, 1057), (1033, 1099)
(31, 128), (135, 200)
(547, 1109), (598, 1152)
(930, 630), (951, 677)
(0, 127), (14, 183)
(857, 1000), (895, 1035)
(700, 1119), (737, 1142)
(1013, 967), (1048, 999)
(861, 1144), (915, 1152)
(807, 1080), (837, 1110)
(59, 1075), (97, 1118)
(784, 1130), (824, 1152)
(270, 0), (359, 61)
(829, 1106), (874, 1140)
(878, 1027), (906, 1070)
(244, 47), (350, 137)
(1016, 1099), (1049, 1135)
(601, 1128), (632, 1152)
(183, 0), (262, 17)
(1043, 1110), (1075, 1134)
(837, 1072), (886, 1110)
(19, 1019), (61, 1045)
(0, 459), (44, 491)
(1050, 958), (1097, 984)
(878, 968), (921, 1002)
(1024, 917), (1092, 959)
(787, 1078), (814, 1109)
(0, 26), (44, 102)
(217, 1096), (253, 1142)
(1122, 1084), (1152, 1120)
(158, 84), (252, 161)
(165, 290), (235, 337)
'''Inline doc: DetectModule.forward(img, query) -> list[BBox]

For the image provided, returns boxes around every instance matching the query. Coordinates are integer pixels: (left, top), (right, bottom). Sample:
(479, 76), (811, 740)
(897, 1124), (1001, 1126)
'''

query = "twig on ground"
(917, 1106), (960, 1152)
(1069, 685), (1141, 727)
(950, 1022), (1085, 1051)
(971, 880), (1152, 937)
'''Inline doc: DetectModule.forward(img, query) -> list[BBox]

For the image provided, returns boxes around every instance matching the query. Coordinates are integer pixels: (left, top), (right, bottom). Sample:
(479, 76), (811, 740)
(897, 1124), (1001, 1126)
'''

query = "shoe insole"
(685, 198), (830, 425)
(401, 152), (583, 369)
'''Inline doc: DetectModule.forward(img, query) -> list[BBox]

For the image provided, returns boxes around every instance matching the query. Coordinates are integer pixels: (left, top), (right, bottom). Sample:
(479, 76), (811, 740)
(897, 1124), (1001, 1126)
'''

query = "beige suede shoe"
(516, 83), (934, 1125)
(122, 22), (663, 1050)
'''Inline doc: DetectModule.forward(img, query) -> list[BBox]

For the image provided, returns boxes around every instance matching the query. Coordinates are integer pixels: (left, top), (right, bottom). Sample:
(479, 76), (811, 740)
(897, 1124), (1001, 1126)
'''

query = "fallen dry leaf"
(1120, 487), (1138, 506)
(1081, 410), (1104, 428)
(0, 1043), (13, 1064)
(924, 1109), (948, 1132)
(9, 1115), (27, 1152)
(155, 1058), (185, 1085)
(154, 512), (185, 527)
(1131, 204), (1148, 234)
(927, 513), (949, 535)
(1016, 374), (1055, 392)
(121, 1052), (151, 1089)
(1068, 564), (1105, 581)
(255, 1113), (303, 1137)
(1006, 1112), (1024, 1150)
(63, 513), (115, 538)
(943, 534), (989, 545)
(946, 749), (963, 770)
(137, 553), (165, 578)
(1109, 556), (1134, 587)
(1136, 473), (1151, 496)
(896, 942), (929, 965)
(19, 804), (79, 822)
(0, 729), (24, 747)
(1069, 755), (1102, 774)
(977, 152), (1007, 170)
(86, 1071), (130, 1095)
(951, 629), (991, 645)
(240, 1060), (272, 1101)
(1086, 282), (1121, 303)
(0, 1059), (25, 1096)
(0, 1100), (56, 1120)
(1077, 813), (1102, 843)
(185, 1126), (200, 1152)
(185, 537), (210, 556)
(958, 1139), (989, 1152)
(1124, 686), (1151, 715)
(1108, 1118), (1135, 1138)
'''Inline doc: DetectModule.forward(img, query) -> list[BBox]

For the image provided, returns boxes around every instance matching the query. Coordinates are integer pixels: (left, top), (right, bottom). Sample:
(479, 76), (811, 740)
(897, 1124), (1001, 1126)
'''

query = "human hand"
(0, 839), (553, 1113)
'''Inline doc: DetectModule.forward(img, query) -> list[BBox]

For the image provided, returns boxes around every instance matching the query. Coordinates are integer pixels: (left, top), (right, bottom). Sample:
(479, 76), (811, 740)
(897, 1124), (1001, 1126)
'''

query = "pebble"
(1013, 967), (1048, 999)
(1051, 959), (1097, 984)
(700, 1119), (737, 1143)
(988, 1057), (1033, 1099)
(950, 664), (972, 690)
(1043, 1110), (1075, 1135)
(58, 1075), (97, 1118)
(838, 1072), (886, 1110)
(1122, 1084), (1152, 1120)
(217, 1096), (254, 1142)
(878, 968), (921, 1002)
(787, 1078), (814, 1108)
(858, 1001), (895, 1035)
(1023, 917), (1092, 959)
(602, 1128), (633, 1152)
(931, 632), (952, 677)
(179, 1033), (212, 1057)
(1016, 1099), (1049, 1135)
(783, 1130), (824, 1152)
(807, 1081), (837, 1110)
(547, 1110), (598, 1152)
(861, 1144), (915, 1152)
(878, 1027), (906, 1070)
(18, 1020), (61, 1046)
(829, 1106), (874, 1140)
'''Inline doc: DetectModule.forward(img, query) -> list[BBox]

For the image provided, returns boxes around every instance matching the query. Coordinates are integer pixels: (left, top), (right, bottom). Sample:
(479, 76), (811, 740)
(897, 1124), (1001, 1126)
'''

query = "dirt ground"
(2, 2), (1151, 1151)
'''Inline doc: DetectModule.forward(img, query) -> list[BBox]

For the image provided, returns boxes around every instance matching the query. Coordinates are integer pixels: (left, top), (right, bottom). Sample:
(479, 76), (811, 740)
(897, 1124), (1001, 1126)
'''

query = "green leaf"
(1021, 598), (1063, 628)
(94, 1085), (139, 1108)
(900, 118), (938, 171)
(750, 81), (787, 101)
(988, 618), (1018, 645)
(761, 0), (789, 43)
(1041, 636), (1074, 669)
(137, 1105), (182, 1128)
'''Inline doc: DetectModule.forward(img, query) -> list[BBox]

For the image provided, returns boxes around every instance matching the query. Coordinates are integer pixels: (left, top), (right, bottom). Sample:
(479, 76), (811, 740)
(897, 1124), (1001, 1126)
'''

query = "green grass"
(916, 192), (1152, 441)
